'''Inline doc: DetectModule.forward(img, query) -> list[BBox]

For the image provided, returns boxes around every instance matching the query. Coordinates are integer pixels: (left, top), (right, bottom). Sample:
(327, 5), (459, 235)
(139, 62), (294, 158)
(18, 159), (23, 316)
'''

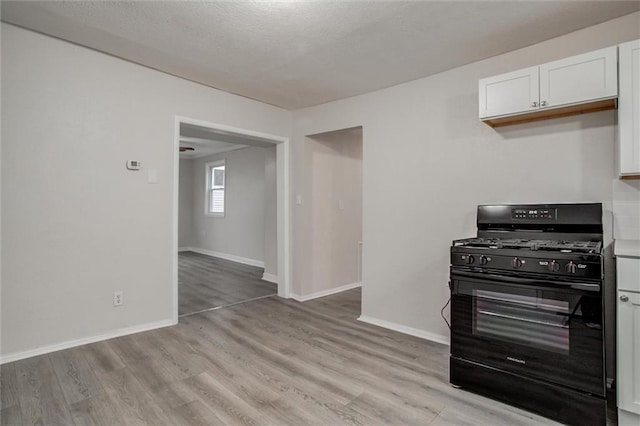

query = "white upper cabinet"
(618, 39), (640, 177)
(539, 47), (617, 109)
(479, 46), (618, 126)
(479, 67), (539, 118)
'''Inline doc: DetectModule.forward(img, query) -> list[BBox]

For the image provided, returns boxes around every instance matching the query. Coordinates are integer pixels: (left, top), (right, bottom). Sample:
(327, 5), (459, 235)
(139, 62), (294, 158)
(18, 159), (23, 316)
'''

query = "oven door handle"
(450, 270), (601, 292)
(477, 310), (569, 328)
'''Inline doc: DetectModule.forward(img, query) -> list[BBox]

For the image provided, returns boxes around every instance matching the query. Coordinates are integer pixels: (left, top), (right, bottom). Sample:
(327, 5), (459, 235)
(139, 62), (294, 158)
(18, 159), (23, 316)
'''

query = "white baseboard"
(358, 315), (450, 346)
(0, 318), (176, 365)
(618, 409), (640, 426)
(262, 272), (278, 284)
(185, 247), (265, 268)
(291, 282), (361, 302)
(178, 246), (192, 252)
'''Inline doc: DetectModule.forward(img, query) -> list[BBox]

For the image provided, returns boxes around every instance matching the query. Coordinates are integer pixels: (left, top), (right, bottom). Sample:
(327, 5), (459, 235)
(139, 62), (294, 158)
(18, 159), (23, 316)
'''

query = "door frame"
(172, 116), (291, 322)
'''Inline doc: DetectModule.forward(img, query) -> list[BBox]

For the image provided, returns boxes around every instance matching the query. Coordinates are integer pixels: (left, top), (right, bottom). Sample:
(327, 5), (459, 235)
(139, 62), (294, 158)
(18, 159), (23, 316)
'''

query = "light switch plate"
(147, 168), (158, 184)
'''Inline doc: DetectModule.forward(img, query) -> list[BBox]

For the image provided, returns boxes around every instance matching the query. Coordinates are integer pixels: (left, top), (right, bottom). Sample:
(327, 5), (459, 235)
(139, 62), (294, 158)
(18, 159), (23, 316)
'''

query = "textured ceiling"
(2, 1), (639, 109)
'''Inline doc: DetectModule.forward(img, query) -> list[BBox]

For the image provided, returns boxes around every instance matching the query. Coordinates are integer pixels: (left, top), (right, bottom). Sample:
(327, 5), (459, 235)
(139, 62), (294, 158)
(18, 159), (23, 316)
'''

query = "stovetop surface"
(453, 237), (602, 254)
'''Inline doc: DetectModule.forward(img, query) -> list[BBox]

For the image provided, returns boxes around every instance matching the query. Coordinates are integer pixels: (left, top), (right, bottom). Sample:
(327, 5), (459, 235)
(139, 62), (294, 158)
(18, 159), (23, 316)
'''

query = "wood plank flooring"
(0, 288), (566, 425)
(178, 251), (277, 316)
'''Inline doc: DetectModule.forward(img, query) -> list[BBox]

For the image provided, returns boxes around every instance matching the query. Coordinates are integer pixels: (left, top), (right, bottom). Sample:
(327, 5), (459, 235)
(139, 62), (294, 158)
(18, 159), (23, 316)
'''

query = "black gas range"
(449, 203), (606, 426)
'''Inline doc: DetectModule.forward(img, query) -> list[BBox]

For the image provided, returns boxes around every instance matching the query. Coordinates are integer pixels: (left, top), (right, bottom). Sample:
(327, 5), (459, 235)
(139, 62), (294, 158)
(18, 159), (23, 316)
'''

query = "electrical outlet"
(113, 291), (123, 307)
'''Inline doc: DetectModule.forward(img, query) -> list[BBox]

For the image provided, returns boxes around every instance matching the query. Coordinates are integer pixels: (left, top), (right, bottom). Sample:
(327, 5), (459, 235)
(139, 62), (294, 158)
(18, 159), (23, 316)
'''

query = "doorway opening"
(172, 117), (290, 320)
(298, 126), (363, 303)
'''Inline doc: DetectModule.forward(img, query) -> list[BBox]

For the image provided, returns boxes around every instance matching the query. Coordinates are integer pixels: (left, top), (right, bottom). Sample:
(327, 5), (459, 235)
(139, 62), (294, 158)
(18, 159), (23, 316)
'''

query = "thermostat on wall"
(126, 160), (141, 170)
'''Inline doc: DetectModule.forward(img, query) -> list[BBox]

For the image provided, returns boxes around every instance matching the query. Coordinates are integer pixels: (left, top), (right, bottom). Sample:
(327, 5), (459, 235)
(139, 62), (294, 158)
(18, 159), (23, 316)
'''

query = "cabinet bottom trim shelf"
(483, 98), (617, 128)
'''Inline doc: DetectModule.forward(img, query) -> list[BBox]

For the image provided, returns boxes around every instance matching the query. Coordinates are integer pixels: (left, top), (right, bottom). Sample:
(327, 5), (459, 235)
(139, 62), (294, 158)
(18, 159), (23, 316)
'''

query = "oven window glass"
(473, 289), (571, 354)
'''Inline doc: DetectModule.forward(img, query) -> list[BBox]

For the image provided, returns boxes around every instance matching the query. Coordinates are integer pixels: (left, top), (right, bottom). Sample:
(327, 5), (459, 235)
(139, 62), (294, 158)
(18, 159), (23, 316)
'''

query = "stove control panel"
(512, 208), (556, 220)
(451, 251), (601, 279)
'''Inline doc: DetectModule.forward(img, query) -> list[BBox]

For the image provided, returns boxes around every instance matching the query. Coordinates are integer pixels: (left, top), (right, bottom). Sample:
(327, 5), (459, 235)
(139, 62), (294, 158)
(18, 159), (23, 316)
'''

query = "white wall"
(0, 24), (291, 360)
(291, 12), (640, 346)
(264, 147), (278, 276)
(187, 146), (276, 266)
(299, 128), (362, 296)
(178, 158), (194, 248)
(613, 179), (640, 241)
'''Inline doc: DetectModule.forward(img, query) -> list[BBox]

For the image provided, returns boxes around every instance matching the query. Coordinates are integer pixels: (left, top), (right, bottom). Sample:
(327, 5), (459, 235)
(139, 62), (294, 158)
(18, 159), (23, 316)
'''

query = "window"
(206, 160), (225, 216)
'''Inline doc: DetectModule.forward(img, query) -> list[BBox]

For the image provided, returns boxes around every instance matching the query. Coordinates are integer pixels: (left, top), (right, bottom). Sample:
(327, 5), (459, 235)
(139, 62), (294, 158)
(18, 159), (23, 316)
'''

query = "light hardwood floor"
(0, 288), (564, 425)
(178, 251), (277, 316)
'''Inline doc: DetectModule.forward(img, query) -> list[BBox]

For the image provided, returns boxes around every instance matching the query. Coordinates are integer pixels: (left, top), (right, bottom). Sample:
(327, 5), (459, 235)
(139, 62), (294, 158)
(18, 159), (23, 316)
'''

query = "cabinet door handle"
(531, 101), (538, 107)
(541, 100), (548, 107)
(620, 295), (629, 302)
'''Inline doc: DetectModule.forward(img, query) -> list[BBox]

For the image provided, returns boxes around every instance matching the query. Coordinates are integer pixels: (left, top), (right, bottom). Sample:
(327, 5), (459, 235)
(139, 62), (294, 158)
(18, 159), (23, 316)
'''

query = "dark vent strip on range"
(449, 202), (606, 426)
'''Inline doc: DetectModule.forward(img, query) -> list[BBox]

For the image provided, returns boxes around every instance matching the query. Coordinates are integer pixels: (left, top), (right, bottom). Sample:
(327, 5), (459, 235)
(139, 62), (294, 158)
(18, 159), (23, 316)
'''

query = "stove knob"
(566, 262), (577, 274)
(465, 255), (475, 264)
(548, 260), (560, 272)
(480, 255), (489, 265)
(511, 257), (523, 269)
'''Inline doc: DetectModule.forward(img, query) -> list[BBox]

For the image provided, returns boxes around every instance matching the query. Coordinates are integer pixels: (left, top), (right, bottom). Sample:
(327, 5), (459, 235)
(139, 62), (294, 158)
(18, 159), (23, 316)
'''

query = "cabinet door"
(618, 291), (640, 415)
(618, 256), (640, 293)
(539, 46), (617, 109)
(479, 67), (539, 119)
(619, 39), (640, 176)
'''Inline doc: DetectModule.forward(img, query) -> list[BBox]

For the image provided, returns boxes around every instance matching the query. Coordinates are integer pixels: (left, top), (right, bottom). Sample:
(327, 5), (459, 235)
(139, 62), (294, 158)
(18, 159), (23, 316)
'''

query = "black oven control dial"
(548, 260), (560, 272)
(566, 261), (578, 274)
(511, 257), (523, 268)
(463, 254), (475, 264)
(480, 255), (489, 265)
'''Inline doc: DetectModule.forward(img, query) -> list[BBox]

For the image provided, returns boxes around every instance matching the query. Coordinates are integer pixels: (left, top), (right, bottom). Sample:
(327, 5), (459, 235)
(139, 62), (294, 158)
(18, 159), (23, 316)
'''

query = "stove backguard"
(476, 203), (603, 239)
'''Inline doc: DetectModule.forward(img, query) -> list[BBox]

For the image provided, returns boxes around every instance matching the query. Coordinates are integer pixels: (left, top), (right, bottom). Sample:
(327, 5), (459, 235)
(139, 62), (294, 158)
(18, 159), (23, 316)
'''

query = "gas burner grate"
(453, 238), (602, 253)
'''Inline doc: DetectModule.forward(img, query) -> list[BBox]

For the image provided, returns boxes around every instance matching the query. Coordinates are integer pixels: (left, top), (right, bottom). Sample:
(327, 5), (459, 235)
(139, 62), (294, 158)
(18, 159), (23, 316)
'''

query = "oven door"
(450, 270), (604, 396)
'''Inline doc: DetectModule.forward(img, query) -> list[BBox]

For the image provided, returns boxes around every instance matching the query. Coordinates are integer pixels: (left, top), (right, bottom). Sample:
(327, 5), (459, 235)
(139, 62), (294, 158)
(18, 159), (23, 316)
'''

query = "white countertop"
(614, 239), (640, 258)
